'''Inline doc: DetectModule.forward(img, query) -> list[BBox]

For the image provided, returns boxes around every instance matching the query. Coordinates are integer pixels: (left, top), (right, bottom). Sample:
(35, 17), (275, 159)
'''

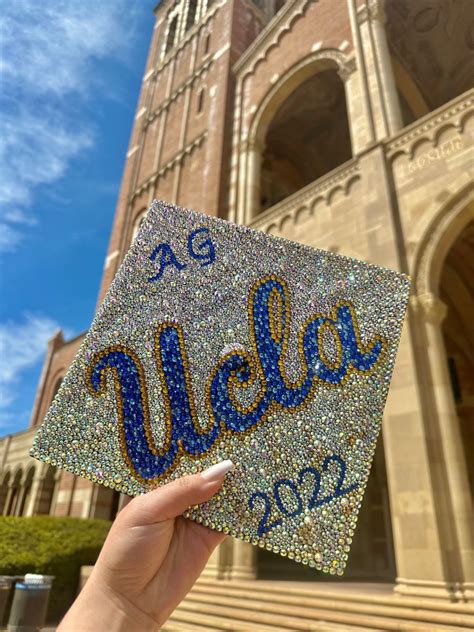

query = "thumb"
(119, 460), (235, 527)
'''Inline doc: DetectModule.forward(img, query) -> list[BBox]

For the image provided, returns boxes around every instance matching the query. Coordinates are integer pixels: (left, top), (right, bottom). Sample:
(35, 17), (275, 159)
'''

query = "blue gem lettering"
(188, 227), (216, 267)
(148, 243), (186, 282)
(87, 276), (385, 483)
(148, 226), (216, 282)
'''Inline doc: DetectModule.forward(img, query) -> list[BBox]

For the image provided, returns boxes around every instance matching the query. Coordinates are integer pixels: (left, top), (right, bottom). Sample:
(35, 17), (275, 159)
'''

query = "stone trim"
(410, 294), (447, 324)
(156, 0), (225, 70)
(385, 89), (474, 159)
(249, 157), (360, 233)
(233, 0), (314, 77)
(248, 48), (356, 141)
(131, 131), (208, 201)
(239, 137), (265, 153)
(337, 56), (357, 82)
(356, 0), (386, 25)
(145, 57), (214, 128)
(412, 179), (474, 297)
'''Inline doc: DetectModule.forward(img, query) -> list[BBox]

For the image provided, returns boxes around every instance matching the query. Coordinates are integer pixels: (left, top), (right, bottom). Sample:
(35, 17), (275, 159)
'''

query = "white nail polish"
(201, 459), (234, 482)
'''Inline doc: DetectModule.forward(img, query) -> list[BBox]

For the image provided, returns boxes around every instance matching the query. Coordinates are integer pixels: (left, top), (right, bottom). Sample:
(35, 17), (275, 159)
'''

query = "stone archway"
(411, 184), (474, 597)
(255, 437), (396, 582)
(259, 68), (352, 212)
(19, 466), (35, 516)
(439, 221), (474, 499)
(237, 50), (356, 224)
(0, 471), (11, 514)
(5, 468), (23, 516)
(36, 465), (57, 515)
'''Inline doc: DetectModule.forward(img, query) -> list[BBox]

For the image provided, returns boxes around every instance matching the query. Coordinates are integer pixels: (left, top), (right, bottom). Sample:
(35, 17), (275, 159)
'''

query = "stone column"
(24, 472), (43, 517)
(236, 140), (249, 225)
(337, 59), (368, 155)
(357, 0), (403, 139)
(2, 485), (14, 516)
(14, 484), (27, 516)
(231, 540), (257, 580)
(244, 138), (264, 223)
(118, 494), (132, 513)
(202, 538), (232, 580)
(418, 293), (474, 600)
(383, 315), (450, 600)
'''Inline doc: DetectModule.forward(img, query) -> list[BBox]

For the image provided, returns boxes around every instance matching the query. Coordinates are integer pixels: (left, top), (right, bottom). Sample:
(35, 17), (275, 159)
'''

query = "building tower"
(1, 0), (473, 619)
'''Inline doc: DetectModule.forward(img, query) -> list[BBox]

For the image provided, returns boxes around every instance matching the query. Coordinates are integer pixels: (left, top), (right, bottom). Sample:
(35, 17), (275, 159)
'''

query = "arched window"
(203, 32), (211, 55)
(19, 467), (35, 516)
(131, 210), (147, 244)
(439, 220), (474, 498)
(185, 0), (198, 32)
(90, 486), (122, 521)
(197, 88), (205, 114)
(0, 471), (10, 515)
(260, 69), (351, 212)
(6, 469), (22, 516)
(51, 377), (63, 405)
(36, 466), (57, 515)
(165, 14), (179, 54)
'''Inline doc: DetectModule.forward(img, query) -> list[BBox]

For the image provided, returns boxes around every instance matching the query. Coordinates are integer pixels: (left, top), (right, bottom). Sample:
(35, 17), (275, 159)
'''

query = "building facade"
(1, 0), (473, 609)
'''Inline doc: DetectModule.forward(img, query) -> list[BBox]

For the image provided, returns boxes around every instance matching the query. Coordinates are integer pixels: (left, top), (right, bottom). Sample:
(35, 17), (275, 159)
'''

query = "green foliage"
(0, 516), (111, 623)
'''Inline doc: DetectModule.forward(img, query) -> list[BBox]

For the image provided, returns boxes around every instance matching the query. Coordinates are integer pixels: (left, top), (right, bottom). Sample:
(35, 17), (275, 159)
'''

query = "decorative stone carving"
(250, 158), (360, 233)
(240, 137), (265, 153)
(386, 89), (474, 159)
(234, 0), (314, 77)
(357, 0), (386, 25)
(413, 6), (440, 34)
(413, 293), (447, 324)
(131, 131), (208, 200)
(337, 57), (357, 82)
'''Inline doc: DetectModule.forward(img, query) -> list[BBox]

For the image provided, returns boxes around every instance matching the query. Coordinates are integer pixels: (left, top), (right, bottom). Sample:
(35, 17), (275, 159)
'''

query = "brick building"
(1, 0), (473, 627)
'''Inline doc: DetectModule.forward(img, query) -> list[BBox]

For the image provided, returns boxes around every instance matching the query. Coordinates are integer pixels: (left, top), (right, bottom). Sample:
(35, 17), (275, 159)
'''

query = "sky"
(0, 1), (156, 434)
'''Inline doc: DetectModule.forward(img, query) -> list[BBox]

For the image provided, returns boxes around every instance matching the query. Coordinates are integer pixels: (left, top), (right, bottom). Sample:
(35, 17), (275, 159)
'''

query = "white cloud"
(0, 0), (143, 251)
(0, 223), (23, 253)
(0, 314), (63, 431)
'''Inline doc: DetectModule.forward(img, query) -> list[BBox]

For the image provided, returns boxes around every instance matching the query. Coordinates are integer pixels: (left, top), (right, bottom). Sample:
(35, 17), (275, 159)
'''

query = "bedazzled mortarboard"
(31, 200), (410, 575)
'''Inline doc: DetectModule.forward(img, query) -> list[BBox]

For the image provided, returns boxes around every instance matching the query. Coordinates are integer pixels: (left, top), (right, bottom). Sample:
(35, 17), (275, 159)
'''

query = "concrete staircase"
(162, 579), (474, 631)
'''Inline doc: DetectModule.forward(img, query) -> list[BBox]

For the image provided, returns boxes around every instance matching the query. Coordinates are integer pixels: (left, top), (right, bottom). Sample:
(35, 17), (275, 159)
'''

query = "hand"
(58, 460), (234, 632)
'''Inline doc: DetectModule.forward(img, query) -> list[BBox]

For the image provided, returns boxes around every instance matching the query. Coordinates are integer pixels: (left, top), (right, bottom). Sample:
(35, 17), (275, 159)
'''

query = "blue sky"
(0, 2), (156, 434)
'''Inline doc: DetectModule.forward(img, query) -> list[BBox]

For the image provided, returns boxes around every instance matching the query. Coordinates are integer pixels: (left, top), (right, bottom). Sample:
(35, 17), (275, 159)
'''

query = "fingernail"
(201, 459), (234, 482)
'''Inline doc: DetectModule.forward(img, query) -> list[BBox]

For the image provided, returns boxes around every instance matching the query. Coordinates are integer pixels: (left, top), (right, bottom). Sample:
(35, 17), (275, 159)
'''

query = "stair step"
(176, 597), (466, 631)
(166, 607), (288, 631)
(161, 615), (222, 631)
(165, 613), (379, 632)
(190, 583), (474, 628)
(196, 579), (474, 616)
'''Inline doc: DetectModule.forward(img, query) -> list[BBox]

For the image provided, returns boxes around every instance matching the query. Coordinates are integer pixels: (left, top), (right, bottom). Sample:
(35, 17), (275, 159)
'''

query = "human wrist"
(58, 574), (158, 632)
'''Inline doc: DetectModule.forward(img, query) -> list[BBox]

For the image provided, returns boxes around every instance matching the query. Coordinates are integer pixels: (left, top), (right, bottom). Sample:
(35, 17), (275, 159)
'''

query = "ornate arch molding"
(45, 368), (66, 407)
(248, 49), (356, 144)
(23, 464), (36, 484)
(11, 465), (24, 483)
(0, 468), (11, 484)
(412, 178), (474, 299)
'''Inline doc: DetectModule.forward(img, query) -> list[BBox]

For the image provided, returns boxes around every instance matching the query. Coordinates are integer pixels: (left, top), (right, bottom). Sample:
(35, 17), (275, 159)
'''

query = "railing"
(249, 156), (361, 233)
(248, 89), (474, 235)
(385, 89), (474, 159)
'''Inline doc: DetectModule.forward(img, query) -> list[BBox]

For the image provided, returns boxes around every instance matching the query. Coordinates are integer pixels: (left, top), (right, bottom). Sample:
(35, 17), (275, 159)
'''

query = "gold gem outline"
(86, 275), (387, 487)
